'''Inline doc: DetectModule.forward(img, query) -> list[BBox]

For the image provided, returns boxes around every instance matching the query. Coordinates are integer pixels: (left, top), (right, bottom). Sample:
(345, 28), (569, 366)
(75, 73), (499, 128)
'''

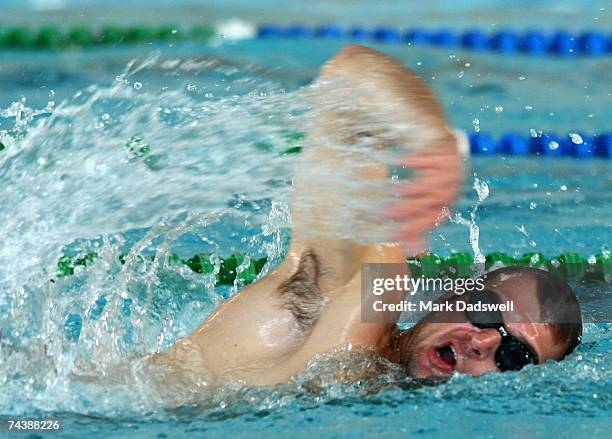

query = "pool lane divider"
(1, 131), (610, 159)
(264, 130), (612, 158)
(1, 23), (611, 57)
(59, 249), (610, 341)
(56, 250), (612, 285)
(0, 24), (215, 49)
(467, 132), (612, 158)
(259, 25), (612, 57)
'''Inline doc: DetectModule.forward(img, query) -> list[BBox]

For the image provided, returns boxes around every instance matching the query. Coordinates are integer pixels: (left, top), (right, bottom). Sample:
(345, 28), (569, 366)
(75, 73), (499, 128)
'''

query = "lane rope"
(270, 131), (612, 159)
(59, 249), (610, 340)
(258, 24), (612, 57)
(467, 132), (611, 158)
(2, 131), (610, 159)
(1, 23), (611, 58)
(57, 249), (612, 285)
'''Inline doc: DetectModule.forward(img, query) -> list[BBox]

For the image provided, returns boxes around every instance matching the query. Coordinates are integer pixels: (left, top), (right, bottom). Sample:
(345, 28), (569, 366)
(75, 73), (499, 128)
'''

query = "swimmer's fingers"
(392, 153), (463, 206)
(383, 141), (463, 253)
(398, 153), (461, 170)
(396, 152), (462, 187)
(386, 196), (453, 218)
(402, 235), (428, 256)
(387, 179), (459, 218)
(394, 179), (459, 197)
(395, 208), (451, 245)
(396, 214), (449, 255)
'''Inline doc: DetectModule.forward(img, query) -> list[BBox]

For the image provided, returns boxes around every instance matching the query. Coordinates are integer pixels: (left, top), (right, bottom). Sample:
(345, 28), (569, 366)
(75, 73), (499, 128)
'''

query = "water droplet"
(569, 133), (583, 144)
(524, 105), (533, 111)
(465, 62), (471, 68)
(416, 61), (423, 66)
(495, 106), (503, 113)
(187, 83), (197, 92)
(458, 71), (464, 78)
(518, 75), (526, 81)
(560, 185), (567, 191)
(516, 224), (528, 236)
(133, 82), (142, 90)
(548, 141), (559, 150)
(531, 183), (538, 188)
(473, 176), (489, 202)
(529, 201), (537, 210)
(588, 255), (597, 265)
(101, 113), (111, 121)
(171, 29), (178, 34)
(472, 118), (480, 132)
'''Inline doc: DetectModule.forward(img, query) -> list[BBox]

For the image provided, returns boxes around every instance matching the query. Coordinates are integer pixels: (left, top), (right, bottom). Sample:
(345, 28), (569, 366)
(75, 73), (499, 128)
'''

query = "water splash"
(449, 173), (489, 274)
(0, 54), (427, 415)
(0, 54), (312, 415)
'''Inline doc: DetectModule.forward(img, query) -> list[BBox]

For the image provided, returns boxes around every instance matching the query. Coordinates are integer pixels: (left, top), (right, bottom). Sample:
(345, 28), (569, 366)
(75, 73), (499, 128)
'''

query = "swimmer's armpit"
(277, 250), (325, 333)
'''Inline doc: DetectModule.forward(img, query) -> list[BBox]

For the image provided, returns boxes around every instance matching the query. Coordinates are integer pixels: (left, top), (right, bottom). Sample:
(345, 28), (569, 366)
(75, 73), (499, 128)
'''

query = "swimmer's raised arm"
(154, 46), (463, 391)
(289, 45), (463, 280)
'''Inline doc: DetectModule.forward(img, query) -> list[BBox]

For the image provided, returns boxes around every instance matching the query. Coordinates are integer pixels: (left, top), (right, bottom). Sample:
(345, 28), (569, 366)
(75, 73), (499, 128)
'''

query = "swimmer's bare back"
(149, 45), (463, 388)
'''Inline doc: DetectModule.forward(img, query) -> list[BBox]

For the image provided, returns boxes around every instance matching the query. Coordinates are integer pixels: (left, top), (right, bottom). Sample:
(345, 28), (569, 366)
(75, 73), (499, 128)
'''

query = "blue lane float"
(257, 24), (612, 57)
(1, 131), (610, 159)
(469, 132), (612, 158)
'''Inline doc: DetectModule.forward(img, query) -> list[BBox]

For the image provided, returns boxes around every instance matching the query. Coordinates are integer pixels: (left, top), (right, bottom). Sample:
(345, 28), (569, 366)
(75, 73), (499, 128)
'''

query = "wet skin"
(399, 274), (566, 378)
(154, 45), (558, 388)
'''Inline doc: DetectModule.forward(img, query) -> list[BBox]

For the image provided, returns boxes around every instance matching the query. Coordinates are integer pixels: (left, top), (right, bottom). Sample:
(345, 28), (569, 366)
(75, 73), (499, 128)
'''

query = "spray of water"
(444, 173), (489, 277)
(0, 54), (429, 415)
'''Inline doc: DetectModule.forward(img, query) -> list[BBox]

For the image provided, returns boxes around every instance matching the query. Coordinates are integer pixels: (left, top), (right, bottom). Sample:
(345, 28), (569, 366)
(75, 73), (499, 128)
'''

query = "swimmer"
(150, 45), (582, 387)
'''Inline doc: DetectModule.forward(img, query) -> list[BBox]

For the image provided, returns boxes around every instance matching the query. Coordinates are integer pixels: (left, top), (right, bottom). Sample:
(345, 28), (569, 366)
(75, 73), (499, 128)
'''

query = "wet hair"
(482, 266), (583, 359)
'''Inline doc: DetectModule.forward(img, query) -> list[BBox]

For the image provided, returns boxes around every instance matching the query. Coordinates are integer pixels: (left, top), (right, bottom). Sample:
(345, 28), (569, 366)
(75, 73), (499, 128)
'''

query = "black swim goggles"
(464, 289), (539, 372)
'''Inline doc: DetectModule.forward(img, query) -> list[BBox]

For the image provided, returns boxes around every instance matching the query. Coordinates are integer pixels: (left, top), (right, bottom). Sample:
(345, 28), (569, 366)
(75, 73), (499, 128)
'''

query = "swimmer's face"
(398, 278), (567, 378)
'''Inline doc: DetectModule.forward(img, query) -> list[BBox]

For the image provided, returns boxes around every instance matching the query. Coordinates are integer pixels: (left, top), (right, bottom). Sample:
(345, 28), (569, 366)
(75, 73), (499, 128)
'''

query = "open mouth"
(437, 344), (457, 368)
(427, 343), (457, 374)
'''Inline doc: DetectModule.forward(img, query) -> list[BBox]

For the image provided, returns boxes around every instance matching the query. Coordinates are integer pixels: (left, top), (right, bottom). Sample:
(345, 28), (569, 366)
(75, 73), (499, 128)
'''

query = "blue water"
(0, 3), (611, 439)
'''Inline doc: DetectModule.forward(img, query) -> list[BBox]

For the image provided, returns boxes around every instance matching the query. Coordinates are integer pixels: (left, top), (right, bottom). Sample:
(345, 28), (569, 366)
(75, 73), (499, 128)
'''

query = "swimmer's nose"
(469, 328), (501, 361)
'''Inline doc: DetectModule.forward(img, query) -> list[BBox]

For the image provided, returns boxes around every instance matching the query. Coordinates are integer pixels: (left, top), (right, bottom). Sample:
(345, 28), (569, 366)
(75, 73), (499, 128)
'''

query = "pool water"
(0, 4), (611, 439)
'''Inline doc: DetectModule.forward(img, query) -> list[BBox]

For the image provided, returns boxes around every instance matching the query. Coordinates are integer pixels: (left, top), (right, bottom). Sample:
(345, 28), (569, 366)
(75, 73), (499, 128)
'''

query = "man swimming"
(149, 45), (582, 389)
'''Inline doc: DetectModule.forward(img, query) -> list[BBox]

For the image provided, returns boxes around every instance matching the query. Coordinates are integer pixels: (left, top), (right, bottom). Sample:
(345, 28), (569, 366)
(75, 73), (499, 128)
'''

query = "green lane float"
(0, 24), (214, 49)
(57, 250), (610, 284)
(57, 252), (269, 286)
(2, 123), (611, 159)
(58, 249), (608, 341)
(407, 251), (611, 282)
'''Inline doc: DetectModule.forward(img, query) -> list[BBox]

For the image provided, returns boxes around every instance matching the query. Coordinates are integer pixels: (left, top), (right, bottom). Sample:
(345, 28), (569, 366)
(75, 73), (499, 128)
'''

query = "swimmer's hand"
(386, 139), (463, 255)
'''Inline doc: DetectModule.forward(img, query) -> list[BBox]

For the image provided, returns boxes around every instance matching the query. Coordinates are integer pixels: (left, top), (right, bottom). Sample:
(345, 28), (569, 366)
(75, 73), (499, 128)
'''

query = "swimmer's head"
(397, 266), (582, 378)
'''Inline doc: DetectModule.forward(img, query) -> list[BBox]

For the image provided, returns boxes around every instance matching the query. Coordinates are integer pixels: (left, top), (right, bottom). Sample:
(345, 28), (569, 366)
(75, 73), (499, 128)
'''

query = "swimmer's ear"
(386, 132), (465, 256)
